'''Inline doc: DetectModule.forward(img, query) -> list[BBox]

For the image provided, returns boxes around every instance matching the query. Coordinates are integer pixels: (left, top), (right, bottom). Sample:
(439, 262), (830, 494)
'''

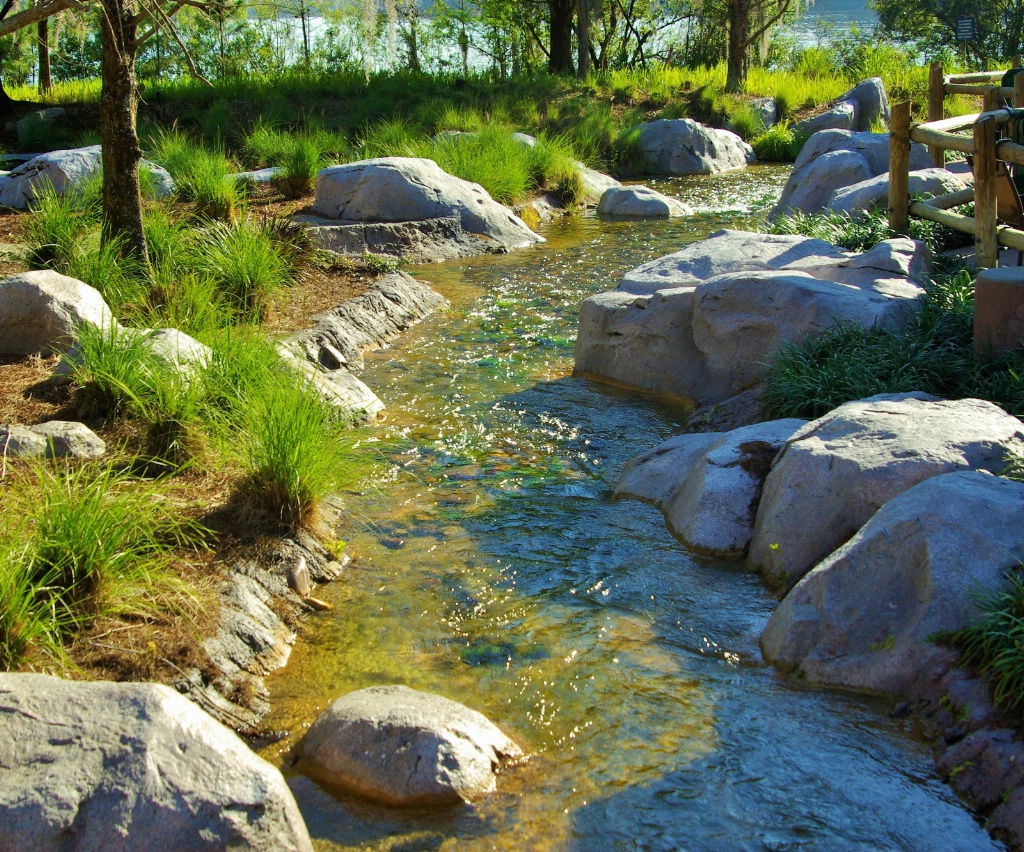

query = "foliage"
(148, 128), (240, 220)
(727, 104), (766, 142)
(751, 123), (804, 162)
(951, 572), (1024, 712)
(767, 209), (965, 254)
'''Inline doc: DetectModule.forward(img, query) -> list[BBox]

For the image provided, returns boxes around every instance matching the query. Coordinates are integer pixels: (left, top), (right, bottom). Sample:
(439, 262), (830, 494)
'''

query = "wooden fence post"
(1016, 71), (1024, 109)
(1016, 54), (1023, 69)
(928, 61), (945, 168)
(984, 86), (1003, 114)
(889, 101), (911, 234)
(974, 115), (999, 270)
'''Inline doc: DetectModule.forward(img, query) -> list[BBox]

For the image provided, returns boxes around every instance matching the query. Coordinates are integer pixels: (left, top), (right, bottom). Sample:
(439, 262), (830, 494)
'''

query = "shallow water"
(260, 167), (996, 851)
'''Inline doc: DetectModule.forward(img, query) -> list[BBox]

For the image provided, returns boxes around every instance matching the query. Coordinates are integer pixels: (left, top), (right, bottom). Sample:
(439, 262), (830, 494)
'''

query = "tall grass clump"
(727, 104), (765, 142)
(950, 572), (1024, 711)
(24, 182), (100, 271)
(148, 128), (240, 220)
(189, 218), (296, 320)
(767, 209), (962, 254)
(276, 133), (328, 198)
(0, 530), (64, 669)
(238, 378), (354, 532)
(751, 123), (806, 162)
(17, 462), (206, 629)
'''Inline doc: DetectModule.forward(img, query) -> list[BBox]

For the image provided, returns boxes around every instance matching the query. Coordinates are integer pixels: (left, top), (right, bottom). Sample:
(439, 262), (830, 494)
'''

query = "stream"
(259, 166), (997, 851)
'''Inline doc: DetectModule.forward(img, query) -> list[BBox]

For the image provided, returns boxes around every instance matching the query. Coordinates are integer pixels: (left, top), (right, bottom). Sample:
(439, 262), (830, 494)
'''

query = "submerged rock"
(574, 230), (926, 405)
(0, 673), (313, 852)
(597, 185), (693, 218)
(615, 418), (806, 557)
(312, 157), (543, 252)
(628, 119), (755, 175)
(297, 684), (523, 806)
(760, 471), (1024, 694)
(749, 394), (1024, 592)
(0, 270), (116, 356)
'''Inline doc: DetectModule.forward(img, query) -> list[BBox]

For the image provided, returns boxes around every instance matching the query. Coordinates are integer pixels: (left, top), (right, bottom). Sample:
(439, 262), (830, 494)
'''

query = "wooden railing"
(889, 63), (1024, 269)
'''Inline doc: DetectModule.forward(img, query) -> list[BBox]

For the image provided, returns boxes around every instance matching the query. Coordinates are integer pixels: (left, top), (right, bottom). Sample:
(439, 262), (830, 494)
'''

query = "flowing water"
(260, 167), (996, 851)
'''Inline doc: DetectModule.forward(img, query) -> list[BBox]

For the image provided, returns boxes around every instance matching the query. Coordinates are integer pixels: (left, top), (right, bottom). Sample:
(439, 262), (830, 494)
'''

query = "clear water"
(259, 167), (995, 851)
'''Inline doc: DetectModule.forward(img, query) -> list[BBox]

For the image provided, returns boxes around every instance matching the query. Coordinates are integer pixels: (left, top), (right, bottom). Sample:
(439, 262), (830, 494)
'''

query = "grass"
(766, 209), (967, 254)
(950, 572), (1024, 712)
(750, 123), (806, 163)
(147, 128), (240, 220)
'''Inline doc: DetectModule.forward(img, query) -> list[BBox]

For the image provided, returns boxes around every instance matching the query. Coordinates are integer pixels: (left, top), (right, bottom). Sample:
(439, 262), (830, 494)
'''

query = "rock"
(938, 727), (1024, 812)
(297, 684), (523, 806)
(0, 673), (313, 852)
(15, 108), (65, 142)
(0, 146), (173, 208)
(230, 166), (284, 184)
(794, 101), (857, 137)
(771, 130), (932, 218)
(286, 272), (448, 371)
(55, 326), (212, 380)
(0, 270), (116, 356)
(279, 350), (385, 423)
(616, 419), (806, 557)
(761, 472), (1024, 695)
(629, 119), (755, 176)
(841, 77), (890, 132)
(685, 386), (766, 433)
(296, 215), (498, 263)
(597, 185), (693, 218)
(749, 395), (1024, 592)
(575, 162), (621, 203)
(0, 421), (105, 459)
(312, 157), (543, 251)
(827, 167), (967, 218)
(519, 192), (566, 223)
(750, 97), (777, 129)
(990, 787), (1024, 848)
(574, 231), (927, 405)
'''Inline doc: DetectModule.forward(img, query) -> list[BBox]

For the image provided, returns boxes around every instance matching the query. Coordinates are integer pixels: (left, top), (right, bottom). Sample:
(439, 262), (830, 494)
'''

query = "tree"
(724, 0), (795, 92)
(873, 0), (1024, 67)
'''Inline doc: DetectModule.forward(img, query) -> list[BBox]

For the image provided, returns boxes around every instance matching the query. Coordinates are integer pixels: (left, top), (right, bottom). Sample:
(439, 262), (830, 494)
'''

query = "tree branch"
(0, 0), (79, 38)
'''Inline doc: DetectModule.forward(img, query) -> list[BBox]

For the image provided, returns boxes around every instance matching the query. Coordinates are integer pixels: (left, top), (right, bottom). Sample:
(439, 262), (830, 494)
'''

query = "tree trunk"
(576, 0), (590, 79)
(0, 76), (16, 121)
(548, 0), (574, 73)
(37, 17), (50, 93)
(100, 0), (150, 270)
(725, 0), (749, 94)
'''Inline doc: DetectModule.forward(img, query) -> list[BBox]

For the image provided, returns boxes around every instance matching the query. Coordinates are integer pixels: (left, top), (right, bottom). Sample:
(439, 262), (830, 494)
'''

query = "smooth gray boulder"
(841, 77), (890, 132)
(297, 684), (522, 806)
(597, 185), (693, 218)
(0, 145), (172, 208)
(749, 394), (1024, 593)
(576, 162), (622, 203)
(750, 97), (778, 129)
(794, 101), (857, 137)
(575, 231), (927, 405)
(629, 119), (755, 176)
(277, 348), (385, 423)
(0, 673), (313, 852)
(0, 421), (105, 459)
(312, 157), (542, 251)
(827, 167), (967, 218)
(616, 419), (807, 557)
(760, 471), (1024, 694)
(771, 130), (932, 218)
(0, 270), (116, 356)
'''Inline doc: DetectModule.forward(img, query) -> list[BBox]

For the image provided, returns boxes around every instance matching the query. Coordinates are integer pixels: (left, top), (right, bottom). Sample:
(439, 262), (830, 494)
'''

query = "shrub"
(751, 123), (804, 162)
(148, 128), (240, 220)
(767, 209), (956, 254)
(727, 104), (765, 142)
(276, 133), (326, 198)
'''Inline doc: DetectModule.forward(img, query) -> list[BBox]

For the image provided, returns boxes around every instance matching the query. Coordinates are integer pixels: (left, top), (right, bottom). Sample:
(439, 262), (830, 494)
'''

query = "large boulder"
(597, 185), (693, 218)
(0, 673), (313, 852)
(296, 685), (522, 806)
(0, 421), (105, 459)
(760, 471), (1024, 694)
(576, 162), (622, 203)
(0, 145), (172, 209)
(794, 102), (857, 137)
(312, 157), (542, 251)
(615, 419), (807, 557)
(0, 270), (116, 356)
(628, 119), (755, 176)
(771, 130), (932, 218)
(574, 230), (927, 405)
(841, 77), (891, 132)
(827, 167), (968, 219)
(749, 394), (1024, 593)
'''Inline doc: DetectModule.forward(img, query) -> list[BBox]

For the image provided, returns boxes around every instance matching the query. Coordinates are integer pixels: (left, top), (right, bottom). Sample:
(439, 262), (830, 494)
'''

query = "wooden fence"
(889, 62), (1024, 269)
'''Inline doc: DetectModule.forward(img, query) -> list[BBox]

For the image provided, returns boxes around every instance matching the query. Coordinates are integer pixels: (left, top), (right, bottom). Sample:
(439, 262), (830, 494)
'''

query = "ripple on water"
(259, 167), (996, 850)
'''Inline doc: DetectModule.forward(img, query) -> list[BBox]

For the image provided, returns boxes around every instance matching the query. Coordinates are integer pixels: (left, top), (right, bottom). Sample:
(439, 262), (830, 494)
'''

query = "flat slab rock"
(597, 185), (693, 218)
(574, 230), (927, 405)
(749, 393), (1024, 593)
(760, 471), (1024, 695)
(0, 421), (105, 459)
(0, 673), (312, 852)
(297, 685), (523, 806)
(312, 157), (542, 251)
(615, 419), (807, 558)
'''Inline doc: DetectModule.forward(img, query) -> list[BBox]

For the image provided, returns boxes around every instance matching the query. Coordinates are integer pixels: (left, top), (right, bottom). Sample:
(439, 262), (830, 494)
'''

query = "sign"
(956, 15), (976, 41)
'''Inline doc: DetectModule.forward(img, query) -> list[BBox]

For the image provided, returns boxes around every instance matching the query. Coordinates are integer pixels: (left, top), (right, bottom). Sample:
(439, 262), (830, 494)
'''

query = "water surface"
(260, 167), (995, 851)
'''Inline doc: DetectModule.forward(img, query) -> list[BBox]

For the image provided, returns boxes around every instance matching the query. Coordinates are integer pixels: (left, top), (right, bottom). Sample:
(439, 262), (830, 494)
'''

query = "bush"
(148, 128), (240, 220)
(276, 133), (327, 198)
(727, 104), (765, 142)
(751, 123), (805, 162)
